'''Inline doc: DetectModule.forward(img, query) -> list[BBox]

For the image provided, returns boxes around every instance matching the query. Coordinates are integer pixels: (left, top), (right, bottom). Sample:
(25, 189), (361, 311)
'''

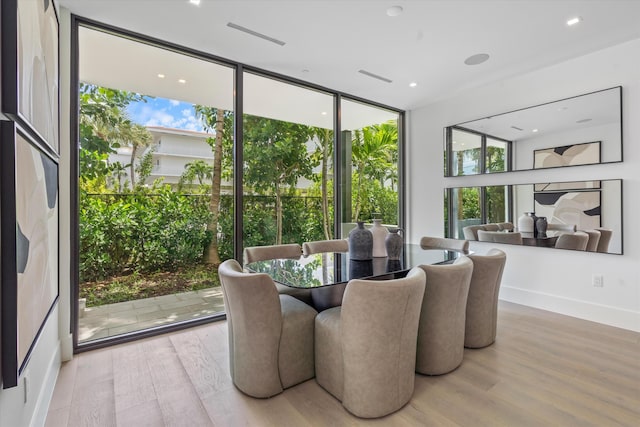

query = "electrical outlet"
(592, 275), (604, 287)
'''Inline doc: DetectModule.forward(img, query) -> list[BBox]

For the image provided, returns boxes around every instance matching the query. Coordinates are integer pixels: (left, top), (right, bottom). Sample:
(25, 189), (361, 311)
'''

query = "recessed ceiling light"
(567, 16), (582, 26)
(321, 111), (328, 116)
(464, 53), (490, 66)
(178, 79), (187, 84)
(409, 82), (418, 88)
(387, 6), (403, 17)
(157, 73), (165, 79)
(532, 129), (539, 133)
(189, 0), (201, 6)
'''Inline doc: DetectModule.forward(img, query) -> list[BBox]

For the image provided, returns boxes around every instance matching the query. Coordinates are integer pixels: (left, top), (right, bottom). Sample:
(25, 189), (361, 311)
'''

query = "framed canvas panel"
(533, 141), (601, 170)
(534, 191), (601, 231)
(1, 122), (59, 389)
(1, 0), (60, 155)
(534, 180), (601, 192)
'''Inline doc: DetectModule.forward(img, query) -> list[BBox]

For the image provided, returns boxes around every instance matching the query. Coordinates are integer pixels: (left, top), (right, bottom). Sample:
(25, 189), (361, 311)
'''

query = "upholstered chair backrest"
(416, 256), (474, 375)
(420, 236), (470, 254)
(302, 239), (349, 256)
(555, 232), (589, 251)
(465, 249), (507, 348)
(595, 228), (612, 253)
(339, 267), (426, 418)
(217, 259), (284, 398)
(243, 243), (302, 264)
(462, 225), (485, 240)
(583, 229), (601, 252)
(477, 230), (523, 245)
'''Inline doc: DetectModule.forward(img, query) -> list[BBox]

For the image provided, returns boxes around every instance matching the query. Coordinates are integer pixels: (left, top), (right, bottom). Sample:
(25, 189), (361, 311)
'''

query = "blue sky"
(126, 97), (206, 132)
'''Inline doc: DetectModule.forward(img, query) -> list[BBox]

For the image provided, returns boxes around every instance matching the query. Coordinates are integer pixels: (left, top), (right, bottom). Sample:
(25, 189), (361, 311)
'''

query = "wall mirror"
(444, 87), (622, 176)
(444, 179), (622, 254)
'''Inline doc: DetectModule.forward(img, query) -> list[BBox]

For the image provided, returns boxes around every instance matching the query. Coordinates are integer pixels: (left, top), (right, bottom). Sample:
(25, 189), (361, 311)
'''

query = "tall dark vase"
(536, 217), (548, 236)
(385, 228), (404, 260)
(348, 222), (373, 260)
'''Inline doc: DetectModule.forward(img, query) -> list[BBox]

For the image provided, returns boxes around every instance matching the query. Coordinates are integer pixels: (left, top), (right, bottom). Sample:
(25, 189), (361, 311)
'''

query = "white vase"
(518, 212), (535, 233)
(370, 219), (389, 257)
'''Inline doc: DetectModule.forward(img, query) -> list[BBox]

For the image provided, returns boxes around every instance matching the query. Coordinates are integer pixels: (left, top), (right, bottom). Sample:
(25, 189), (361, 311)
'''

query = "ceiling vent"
(358, 69), (392, 83)
(227, 22), (285, 46)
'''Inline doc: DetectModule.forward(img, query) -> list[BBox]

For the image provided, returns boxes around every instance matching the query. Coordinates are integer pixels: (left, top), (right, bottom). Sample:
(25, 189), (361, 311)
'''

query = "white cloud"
(169, 99), (180, 106)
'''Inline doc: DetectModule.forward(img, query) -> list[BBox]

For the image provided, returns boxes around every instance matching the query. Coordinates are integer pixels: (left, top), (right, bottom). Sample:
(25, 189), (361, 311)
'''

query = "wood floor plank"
(142, 337), (214, 426)
(46, 302), (640, 427)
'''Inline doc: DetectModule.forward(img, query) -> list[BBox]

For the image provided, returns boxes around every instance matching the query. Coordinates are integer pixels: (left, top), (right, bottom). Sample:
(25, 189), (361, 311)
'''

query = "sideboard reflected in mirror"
(444, 87), (622, 176)
(444, 179), (622, 254)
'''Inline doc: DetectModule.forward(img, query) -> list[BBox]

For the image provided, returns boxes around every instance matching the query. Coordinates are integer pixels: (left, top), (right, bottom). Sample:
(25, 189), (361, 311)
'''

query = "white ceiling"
(60, 0), (640, 111)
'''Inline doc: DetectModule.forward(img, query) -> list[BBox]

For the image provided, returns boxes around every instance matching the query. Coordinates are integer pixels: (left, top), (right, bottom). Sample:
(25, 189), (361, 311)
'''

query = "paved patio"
(78, 287), (225, 342)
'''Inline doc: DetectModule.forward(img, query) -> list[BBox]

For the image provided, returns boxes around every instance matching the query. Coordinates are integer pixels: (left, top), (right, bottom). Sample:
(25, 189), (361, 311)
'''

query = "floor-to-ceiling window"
(340, 99), (401, 235)
(241, 72), (335, 248)
(76, 26), (234, 344)
(73, 20), (404, 350)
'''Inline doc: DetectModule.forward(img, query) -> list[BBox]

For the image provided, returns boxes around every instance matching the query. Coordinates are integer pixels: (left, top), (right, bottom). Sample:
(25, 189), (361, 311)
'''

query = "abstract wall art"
(1, 123), (59, 389)
(534, 191), (601, 231)
(533, 141), (601, 170)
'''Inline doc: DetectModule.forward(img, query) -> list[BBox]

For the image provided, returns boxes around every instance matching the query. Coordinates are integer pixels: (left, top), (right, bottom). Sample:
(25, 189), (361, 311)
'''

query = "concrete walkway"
(78, 287), (225, 342)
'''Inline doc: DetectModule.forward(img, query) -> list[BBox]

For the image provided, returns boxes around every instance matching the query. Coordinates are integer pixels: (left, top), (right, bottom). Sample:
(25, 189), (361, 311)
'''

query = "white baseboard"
(30, 341), (61, 427)
(500, 285), (640, 332)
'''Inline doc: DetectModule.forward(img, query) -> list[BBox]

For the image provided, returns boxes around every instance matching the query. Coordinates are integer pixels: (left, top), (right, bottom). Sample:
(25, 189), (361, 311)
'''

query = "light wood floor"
(45, 301), (640, 426)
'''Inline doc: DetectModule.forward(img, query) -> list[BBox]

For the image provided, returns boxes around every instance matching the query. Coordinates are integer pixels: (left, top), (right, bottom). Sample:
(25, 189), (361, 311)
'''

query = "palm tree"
(351, 121), (398, 221)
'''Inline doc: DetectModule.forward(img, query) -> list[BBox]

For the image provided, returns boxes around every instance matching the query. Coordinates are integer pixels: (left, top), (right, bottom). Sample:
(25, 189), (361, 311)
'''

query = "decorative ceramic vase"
(536, 217), (548, 236)
(385, 228), (404, 260)
(370, 218), (389, 257)
(518, 212), (535, 233)
(348, 221), (373, 260)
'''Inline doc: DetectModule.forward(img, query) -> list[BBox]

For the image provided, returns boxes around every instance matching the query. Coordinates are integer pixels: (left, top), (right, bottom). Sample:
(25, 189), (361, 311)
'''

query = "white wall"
(407, 38), (640, 332)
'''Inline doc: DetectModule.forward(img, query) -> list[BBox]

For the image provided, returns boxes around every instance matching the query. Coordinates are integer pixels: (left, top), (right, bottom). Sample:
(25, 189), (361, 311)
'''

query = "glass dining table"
(244, 244), (465, 311)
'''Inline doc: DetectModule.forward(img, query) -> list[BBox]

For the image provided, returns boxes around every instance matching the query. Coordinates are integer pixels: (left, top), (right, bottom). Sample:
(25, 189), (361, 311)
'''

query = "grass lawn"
(80, 264), (220, 307)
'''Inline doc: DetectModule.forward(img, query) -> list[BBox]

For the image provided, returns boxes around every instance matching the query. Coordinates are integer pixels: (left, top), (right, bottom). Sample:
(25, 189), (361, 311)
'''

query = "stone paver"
(79, 287), (225, 342)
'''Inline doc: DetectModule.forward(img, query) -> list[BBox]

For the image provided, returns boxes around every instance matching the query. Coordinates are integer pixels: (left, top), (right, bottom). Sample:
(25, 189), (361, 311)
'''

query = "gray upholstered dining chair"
(420, 236), (469, 254)
(302, 239), (349, 256)
(463, 225), (485, 240)
(218, 259), (317, 398)
(496, 222), (514, 231)
(242, 243), (312, 304)
(477, 230), (523, 245)
(583, 229), (601, 252)
(555, 232), (589, 250)
(416, 256), (473, 375)
(465, 248), (507, 348)
(595, 228), (612, 253)
(315, 268), (426, 418)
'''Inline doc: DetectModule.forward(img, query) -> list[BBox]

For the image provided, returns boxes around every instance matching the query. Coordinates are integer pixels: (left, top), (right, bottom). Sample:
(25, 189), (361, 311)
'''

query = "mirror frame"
(444, 86), (623, 177)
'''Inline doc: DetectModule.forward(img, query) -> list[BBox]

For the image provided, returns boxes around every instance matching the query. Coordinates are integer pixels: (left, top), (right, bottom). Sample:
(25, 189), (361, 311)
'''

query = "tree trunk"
(129, 145), (137, 187)
(321, 130), (331, 239)
(275, 181), (283, 245)
(204, 109), (224, 265)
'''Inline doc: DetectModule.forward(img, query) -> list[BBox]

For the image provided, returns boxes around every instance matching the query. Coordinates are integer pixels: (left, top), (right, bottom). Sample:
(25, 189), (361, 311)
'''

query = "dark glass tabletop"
(244, 244), (464, 289)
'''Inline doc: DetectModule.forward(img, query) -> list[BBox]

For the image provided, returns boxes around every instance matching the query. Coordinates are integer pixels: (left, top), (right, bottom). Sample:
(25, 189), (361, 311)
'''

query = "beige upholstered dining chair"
(218, 259), (317, 398)
(416, 256), (473, 375)
(302, 239), (349, 256)
(243, 243), (302, 264)
(242, 243), (311, 304)
(477, 230), (523, 245)
(595, 228), (612, 253)
(315, 268), (426, 418)
(420, 236), (470, 254)
(463, 225), (485, 240)
(555, 232), (589, 250)
(583, 229), (601, 252)
(483, 223), (500, 231)
(465, 249), (507, 348)
(547, 223), (577, 232)
(496, 222), (514, 231)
